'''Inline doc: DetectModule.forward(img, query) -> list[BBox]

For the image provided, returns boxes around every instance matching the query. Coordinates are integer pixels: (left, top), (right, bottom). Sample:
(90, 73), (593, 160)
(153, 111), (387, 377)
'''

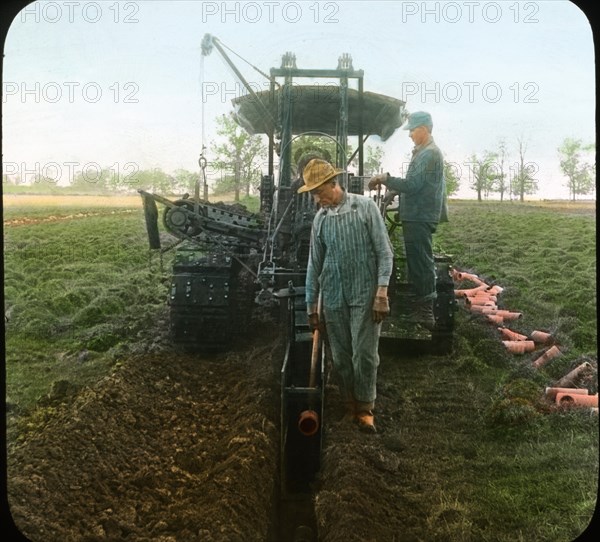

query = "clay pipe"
(498, 327), (528, 341)
(486, 314), (504, 325)
(454, 271), (487, 286)
(494, 310), (523, 321)
(298, 409), (319, 437)
(556, 392), (599, 408)
(545, 387), (589, 401)
(455, 285), (489, 297)
(486, 284), (504, 295)
(555, 362), (593, 388)
(465, 296), (497, 306)
(468, 305), (497, 314)
(467, 292), (498, 301)
(469, 307), (522, 320)
(502, 340), (536, 354)
(532, 345), (562, 369)
(529, 330), (555, 345)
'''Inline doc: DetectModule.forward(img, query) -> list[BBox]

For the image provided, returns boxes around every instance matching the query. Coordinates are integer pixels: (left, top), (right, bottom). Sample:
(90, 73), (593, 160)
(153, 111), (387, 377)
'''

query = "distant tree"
(210, 113), (267, 201)
(443, 161), (460, 196)
(291, 134), (359, 175)
(173, 169), (201, 196)
(113, 168), (174, 194)
(71, 167), (111, 192)
(558, 138), (595, 201)
(512, 138), (538, 202)
(363, 145), (385, 176)
(466, 151), (498, 201)
(492, 139), (509, 201)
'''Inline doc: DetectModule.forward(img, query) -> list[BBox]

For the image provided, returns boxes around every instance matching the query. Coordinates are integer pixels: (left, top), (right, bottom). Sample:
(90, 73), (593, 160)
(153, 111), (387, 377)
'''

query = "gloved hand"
(372, 296), (390, 323)
(308, 313), (325, 333)
(368, 172), (389, 191)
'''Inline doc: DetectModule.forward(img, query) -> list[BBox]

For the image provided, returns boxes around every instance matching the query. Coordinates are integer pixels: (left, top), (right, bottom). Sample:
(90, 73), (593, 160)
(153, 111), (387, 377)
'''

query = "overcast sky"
(2, 0), (595, 198)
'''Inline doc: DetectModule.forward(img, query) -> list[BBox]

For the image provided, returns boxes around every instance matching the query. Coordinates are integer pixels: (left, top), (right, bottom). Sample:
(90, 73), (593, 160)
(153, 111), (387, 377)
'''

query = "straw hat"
(297, 159), (345, 194)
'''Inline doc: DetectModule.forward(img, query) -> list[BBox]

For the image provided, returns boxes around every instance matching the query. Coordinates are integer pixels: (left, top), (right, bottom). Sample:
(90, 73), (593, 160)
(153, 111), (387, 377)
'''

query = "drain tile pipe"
(498, 327), (528, 341)
(298, 409), (319, 437)
(532, 345), (562, 369)
(502, 340), (536, 354)
(545, 387), (589, 401)
(530, 330), (554, 344)
(555, 362), (593, 388)
(556, 392), (598, 408)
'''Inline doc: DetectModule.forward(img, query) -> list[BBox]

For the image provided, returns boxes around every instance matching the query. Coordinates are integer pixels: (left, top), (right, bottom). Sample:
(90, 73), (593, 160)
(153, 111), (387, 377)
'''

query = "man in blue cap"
(368, 111), (447, 329)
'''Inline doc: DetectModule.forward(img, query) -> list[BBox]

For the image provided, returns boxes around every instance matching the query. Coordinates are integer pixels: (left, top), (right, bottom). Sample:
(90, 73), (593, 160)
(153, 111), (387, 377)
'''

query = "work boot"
(355, 401), (376, 433)
(413, 299), (436, 331)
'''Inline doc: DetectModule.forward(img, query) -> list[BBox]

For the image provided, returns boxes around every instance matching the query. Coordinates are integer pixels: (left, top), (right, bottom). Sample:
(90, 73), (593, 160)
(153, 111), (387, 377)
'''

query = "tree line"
(462, 137), (595, 202)
(3, 112), (594, 202)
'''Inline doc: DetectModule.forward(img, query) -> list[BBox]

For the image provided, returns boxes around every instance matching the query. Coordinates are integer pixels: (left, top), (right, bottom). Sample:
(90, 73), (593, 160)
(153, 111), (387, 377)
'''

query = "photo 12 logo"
(2, 81), (140, 104)
(201, 80), (341, 104)
(20, 1), (140, 23)
(3, 161), (140, 185)
(401, 81), (539, 104)
(400, 1), (539, 24)
(201, 1), (340, 23)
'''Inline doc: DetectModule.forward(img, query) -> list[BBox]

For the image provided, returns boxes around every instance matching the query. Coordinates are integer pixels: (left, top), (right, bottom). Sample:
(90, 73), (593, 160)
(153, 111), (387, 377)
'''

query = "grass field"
(4, 195), (596, 408)
(4, 194), (171, 417)
(4, 195), (598, 540)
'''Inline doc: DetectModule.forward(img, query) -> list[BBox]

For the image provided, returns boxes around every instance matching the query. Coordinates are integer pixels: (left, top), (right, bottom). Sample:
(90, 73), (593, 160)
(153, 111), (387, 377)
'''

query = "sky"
(1, 0), (596, 199)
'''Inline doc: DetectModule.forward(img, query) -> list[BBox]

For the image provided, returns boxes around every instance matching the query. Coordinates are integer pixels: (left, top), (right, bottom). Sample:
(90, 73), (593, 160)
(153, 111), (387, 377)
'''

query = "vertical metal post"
(358, 75), (364, 176)
(339, 75), (348, 171)
(280, 75), (293, 188)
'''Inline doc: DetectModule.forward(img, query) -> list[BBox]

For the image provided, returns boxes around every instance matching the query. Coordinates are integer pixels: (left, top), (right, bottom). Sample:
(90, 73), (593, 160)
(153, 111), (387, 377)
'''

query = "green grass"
(430, 200), (597, 541)
(4, 208), (170, 415)
(434, 200), (596, 355)
(4, 197), (598, 540)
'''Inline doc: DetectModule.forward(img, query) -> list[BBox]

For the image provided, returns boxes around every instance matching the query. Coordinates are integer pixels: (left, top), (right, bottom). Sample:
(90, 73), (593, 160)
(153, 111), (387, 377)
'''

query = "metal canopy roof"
(231, 85), (407, 142)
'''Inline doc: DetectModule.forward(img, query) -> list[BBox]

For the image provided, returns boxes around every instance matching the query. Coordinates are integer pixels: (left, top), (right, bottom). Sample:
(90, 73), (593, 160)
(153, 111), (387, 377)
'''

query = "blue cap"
(403, 111), (433, 130)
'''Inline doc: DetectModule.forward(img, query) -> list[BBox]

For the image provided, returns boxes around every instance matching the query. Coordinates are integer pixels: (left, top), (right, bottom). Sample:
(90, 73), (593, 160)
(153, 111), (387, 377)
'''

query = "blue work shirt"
(387, 137), (446, 223)
(305, 191), (393, 311)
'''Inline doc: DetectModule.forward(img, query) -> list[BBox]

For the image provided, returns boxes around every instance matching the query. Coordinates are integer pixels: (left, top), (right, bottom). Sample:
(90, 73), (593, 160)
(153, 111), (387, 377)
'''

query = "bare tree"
(512, 138), (538, 202)
(493, 139), (509, 201)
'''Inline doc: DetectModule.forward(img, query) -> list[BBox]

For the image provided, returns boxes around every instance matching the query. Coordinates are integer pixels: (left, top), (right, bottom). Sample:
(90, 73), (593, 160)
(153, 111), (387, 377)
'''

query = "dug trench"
(6, 314), (595, 541)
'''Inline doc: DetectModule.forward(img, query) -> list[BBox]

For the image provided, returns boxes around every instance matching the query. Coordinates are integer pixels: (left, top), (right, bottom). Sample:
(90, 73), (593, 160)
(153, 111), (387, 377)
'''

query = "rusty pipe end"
(298, 410), (320, 437)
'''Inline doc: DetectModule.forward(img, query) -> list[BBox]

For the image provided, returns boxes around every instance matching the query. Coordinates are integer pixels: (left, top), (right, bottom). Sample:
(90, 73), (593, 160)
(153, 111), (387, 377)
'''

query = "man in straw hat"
(368, 111), (447, 330)
(298, 158), (394, 432)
